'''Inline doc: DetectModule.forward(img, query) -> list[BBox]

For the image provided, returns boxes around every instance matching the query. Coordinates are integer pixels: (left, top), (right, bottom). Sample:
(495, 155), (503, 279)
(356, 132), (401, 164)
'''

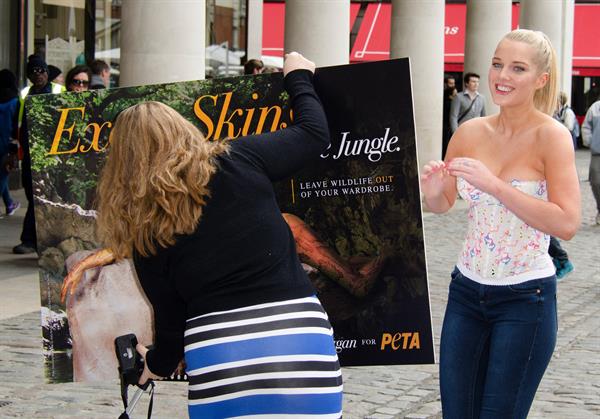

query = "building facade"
(1, 0), (598, 164)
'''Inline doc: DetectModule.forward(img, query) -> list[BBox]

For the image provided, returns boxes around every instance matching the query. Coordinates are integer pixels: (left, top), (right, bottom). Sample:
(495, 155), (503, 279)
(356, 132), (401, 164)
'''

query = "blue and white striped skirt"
(184, 295), (343, 418)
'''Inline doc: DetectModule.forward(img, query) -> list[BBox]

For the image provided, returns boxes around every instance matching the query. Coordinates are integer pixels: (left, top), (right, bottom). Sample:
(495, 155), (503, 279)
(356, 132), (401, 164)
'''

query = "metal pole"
(125, 387), (145, 416)
(85, 0), (96, 64)
(224, 40), (229, 75)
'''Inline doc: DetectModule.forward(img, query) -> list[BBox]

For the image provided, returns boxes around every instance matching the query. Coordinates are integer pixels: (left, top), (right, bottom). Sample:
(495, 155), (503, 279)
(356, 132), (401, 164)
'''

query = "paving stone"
(0, 151), (598, 418)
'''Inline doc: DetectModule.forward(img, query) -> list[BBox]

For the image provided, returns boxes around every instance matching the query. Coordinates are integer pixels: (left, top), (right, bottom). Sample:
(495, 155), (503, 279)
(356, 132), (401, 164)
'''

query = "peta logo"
(380, 332), (420, 350)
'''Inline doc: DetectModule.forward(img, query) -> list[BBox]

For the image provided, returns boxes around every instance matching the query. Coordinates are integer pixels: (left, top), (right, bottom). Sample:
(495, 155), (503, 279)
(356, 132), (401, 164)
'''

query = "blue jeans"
(0, 165), (12, 209)
(440, 268), (557, 419)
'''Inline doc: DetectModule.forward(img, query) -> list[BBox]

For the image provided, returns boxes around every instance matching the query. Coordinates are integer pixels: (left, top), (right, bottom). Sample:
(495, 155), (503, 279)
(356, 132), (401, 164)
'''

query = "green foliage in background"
(26, 73), (289, 209)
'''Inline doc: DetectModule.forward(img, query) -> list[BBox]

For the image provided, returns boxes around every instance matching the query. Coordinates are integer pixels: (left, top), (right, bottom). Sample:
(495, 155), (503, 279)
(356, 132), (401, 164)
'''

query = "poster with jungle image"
(27, 58), (434, 383)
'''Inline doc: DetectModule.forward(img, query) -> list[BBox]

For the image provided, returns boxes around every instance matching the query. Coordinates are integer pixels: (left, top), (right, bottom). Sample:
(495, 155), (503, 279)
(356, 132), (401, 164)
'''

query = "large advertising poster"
(27, 59), (434, 383)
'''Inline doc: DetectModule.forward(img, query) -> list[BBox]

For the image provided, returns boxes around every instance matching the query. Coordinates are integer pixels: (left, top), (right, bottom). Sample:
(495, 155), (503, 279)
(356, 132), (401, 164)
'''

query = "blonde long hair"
(96, 101), (229, 259)
(502, 29), (559, 116)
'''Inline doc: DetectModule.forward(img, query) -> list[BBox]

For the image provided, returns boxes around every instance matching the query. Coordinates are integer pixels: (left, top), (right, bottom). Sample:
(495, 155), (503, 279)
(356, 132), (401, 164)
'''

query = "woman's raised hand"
(283, 52), (316, 76)
(420, 160), (449, 197)
(421, 160), (456, 213)
(447, 157), (500, 195)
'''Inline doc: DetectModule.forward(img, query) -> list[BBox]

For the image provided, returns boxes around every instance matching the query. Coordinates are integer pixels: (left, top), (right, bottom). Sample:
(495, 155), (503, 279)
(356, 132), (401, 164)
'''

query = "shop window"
(34, 0), (86, 85)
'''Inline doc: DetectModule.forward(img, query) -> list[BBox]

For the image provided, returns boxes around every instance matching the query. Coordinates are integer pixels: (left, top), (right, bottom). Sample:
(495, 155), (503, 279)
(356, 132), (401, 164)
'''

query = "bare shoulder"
(459, 115), (494, 133)
(535, 113), (575, 165)
(536, 113), (573, 150)
(446, 116), (494, 159)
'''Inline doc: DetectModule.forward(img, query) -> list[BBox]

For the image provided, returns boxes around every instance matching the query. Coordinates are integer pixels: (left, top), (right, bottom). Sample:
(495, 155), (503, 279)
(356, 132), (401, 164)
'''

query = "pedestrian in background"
(48, 65), (64, 86)
(582, 96), (600, 224)
(442, 74), (457, 158)
(14, 55), (65, 254)
(0, 69), (20, 218)
(89, 59), (110, 89)
(421, 29), (580, 418)
(65, 65), (91, 92)
(548, 91), (578, 279)
(449, 72), (486, 134)
(244, 58), (264, 75)
(555, 91), (579, 149)
(548, 235), (574, 280)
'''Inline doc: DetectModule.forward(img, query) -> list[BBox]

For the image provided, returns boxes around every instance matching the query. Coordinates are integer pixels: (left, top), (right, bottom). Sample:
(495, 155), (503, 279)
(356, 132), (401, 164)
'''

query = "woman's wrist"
(423, 191), (450, 213)
(489, 176), (505, 200)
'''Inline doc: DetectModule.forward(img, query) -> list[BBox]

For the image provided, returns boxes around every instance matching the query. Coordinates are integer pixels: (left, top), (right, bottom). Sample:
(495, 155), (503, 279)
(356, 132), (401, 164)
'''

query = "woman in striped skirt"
(95, 52), (343, 418)
(185, 296), (342, 418)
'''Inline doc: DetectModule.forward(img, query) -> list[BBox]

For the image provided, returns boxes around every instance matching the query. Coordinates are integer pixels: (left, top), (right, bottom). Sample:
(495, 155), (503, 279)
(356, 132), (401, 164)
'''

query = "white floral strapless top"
(456, 177), (555, 285)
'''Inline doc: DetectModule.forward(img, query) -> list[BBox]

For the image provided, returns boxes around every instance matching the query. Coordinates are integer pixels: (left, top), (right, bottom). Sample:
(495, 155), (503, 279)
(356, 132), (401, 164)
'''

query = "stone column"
(390, 0), (445, 165)
(120, 0), (205, 86)
(0, 0), (11, 69)
(232, 0), (242, 50)
(464, 0), (512, 116)
(520, 0), (574, 102)
(284, 0), (349, 67)
(28, 0), (35, 59)
(247, 0), (263, 61)
(206, 0), (215, 44)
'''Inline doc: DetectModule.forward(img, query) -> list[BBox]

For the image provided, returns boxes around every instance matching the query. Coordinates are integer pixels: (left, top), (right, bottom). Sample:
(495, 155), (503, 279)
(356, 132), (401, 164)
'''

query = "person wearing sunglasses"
(20, 55), (65, 98)
(65, 65), (91, 93)
(13, 55), (65, 254)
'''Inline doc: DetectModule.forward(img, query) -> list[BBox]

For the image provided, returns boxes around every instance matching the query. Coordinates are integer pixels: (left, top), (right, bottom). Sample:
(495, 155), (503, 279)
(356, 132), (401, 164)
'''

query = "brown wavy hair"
(96, 101), (229, 259)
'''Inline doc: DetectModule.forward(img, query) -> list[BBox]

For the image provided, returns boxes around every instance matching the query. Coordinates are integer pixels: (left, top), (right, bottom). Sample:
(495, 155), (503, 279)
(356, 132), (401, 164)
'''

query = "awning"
(573, 4), (600, 72)
(262, 2), (284, 58)
(262, 3), (361, 58)
(350, 3), (388, 62)
(263, 2), (600, 75)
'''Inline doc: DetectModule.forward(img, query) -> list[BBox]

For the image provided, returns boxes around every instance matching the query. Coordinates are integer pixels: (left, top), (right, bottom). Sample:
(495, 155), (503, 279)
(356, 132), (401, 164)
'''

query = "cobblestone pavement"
(0, 151), (597, 418)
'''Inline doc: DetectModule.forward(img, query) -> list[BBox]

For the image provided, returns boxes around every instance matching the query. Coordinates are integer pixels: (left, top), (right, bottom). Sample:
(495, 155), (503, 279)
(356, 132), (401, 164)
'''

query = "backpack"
(555, 106), (580, 146)
(571, 110), (580, 140)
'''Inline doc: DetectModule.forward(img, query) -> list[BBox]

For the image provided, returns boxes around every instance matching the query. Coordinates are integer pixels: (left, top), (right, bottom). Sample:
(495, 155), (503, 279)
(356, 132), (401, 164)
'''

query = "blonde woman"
(421, 30), (580, 418)
(96, 53), (342, 418)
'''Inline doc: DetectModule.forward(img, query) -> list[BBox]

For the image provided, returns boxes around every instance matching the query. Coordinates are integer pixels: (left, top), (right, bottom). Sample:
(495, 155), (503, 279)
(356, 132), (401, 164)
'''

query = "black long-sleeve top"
(132, 69), (330, 376)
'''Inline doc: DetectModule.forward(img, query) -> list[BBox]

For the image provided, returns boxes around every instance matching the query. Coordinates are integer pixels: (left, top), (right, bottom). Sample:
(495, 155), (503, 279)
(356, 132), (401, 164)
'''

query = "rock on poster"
(27, 58), (434, 383)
